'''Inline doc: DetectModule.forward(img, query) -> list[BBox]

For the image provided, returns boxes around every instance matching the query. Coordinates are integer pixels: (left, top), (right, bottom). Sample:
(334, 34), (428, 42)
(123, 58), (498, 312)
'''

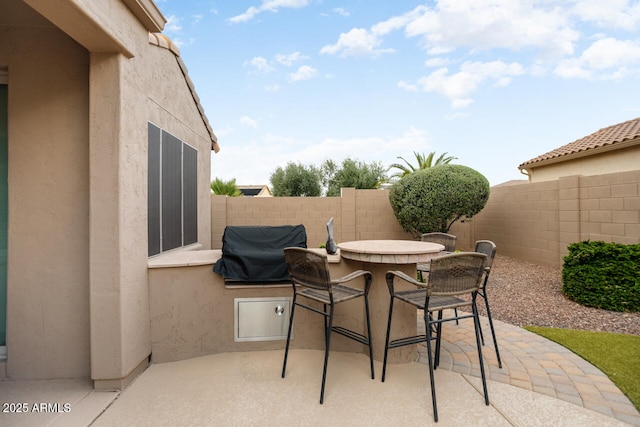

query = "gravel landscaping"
(475, 254), (640, 336)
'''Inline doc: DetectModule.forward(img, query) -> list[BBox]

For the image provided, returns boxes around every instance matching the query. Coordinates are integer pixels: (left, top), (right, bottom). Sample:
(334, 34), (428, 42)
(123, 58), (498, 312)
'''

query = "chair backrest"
(474, 240), (497, 270)
(427, 252), (487, 297)
(421, 232), (457, 252)
(283, 247), (332, 291)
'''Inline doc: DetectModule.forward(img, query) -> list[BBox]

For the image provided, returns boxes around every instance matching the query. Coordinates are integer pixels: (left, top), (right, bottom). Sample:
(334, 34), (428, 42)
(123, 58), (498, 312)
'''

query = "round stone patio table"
(337, 240), (444, 364)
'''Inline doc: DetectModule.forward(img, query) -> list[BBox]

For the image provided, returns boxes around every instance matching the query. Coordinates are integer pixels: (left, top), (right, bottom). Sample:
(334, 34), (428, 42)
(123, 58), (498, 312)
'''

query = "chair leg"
(472, 296), (490, 406)
(364, 295), (375, 380)
(478, 306), (486, 345)
(323, 303), (328, 332)
(482, 291), (502, 369)
(381, 296), (395, 382)
(282, 295), (297, 378)
(319, 303), (334, 404)
(425, 314), (439, 422)
(434, 310), (443, 369)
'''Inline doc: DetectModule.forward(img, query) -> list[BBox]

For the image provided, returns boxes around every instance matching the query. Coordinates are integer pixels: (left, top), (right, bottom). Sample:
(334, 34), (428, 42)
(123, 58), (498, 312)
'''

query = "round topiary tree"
(389, 164), (490, 236)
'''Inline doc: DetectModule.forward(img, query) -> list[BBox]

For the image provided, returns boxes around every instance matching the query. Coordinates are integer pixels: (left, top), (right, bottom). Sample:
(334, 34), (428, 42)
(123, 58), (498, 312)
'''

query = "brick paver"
(415, 310), (640, 425)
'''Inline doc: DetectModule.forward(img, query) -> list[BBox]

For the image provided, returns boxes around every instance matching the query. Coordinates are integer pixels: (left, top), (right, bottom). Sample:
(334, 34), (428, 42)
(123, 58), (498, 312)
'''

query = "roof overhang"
(121, 0), (166, 32)
(518, 137), (640, 173)
(23, 0), (167, 58)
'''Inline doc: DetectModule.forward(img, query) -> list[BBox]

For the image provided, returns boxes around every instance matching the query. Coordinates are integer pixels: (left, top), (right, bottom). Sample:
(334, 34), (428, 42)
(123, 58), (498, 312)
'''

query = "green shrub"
(562, 241), (640, 312)
(388, 164), (489, 235)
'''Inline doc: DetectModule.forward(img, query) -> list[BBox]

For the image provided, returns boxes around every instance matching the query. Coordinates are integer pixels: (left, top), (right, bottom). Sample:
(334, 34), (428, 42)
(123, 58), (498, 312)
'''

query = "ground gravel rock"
(474, 255), (640, 336)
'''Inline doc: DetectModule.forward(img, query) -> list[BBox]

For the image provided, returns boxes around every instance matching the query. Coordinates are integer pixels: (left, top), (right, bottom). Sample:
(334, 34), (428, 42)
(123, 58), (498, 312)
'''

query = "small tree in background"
(389, 164), (489, 236)
(211, 177), (242, 197)
(270, 162), (322, 196)
(387, 151), (457, 180)
(321, 158), (387, 196)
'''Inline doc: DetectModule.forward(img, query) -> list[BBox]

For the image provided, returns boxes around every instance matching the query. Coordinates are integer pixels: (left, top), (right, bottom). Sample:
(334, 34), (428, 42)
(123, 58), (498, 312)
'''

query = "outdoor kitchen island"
(148, 240), (442, 365)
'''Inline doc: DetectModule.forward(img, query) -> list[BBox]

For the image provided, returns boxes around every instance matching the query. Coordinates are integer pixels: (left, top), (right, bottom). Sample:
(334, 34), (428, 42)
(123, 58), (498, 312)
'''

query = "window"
(148, 123), (198, 256)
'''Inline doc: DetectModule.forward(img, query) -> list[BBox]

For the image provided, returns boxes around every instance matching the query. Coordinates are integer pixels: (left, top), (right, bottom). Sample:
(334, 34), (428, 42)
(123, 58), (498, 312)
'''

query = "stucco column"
(89, 53), (150, 389)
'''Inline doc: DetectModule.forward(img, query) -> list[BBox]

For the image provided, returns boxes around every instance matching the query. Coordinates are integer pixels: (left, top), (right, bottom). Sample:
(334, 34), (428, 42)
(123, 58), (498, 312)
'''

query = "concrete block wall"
(211, 189), (411, 250)
(212, 169), (639, 270)
(455, 179), (561, 267)
(451, 170), (639, 268)
(353, 189), (409, 240)
(576, 170), (640, 245)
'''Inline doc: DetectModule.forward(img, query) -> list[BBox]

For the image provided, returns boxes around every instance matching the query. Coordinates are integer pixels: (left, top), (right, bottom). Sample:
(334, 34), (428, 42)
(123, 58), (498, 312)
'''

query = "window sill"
(148, 247), (221, 269)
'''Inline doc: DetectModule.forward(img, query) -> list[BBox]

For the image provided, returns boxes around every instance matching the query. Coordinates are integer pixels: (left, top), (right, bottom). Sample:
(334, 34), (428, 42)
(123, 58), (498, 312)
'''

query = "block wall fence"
(211, 170), (640, 269)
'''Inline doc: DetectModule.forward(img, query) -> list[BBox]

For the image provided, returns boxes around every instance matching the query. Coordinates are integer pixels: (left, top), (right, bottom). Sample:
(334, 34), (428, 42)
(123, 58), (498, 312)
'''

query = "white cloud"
(333, 8), (350, 17)
(581, 38), (640, 70)
(320, 28), (395, 58)
(323, 8), (433, 58)
(555, 37), (640, 79)
(248, 56), (275, 72)
(323, 1), (582, 61)
(239, 116), (258, 128)
(210, 128), (432, 185)
(275, 52), (309, 66)
(164, 15), (182, 35)
(371, 6), (428, 36)
(425, 57), (450, 67)
(413, 60), (525, 107)
(407, 1), (579, 57)
(212, 126), (235, 138)
(572, 0), (640, 31)
(264, 84), (281, 92)
(228, 0), (310, 24)
(295, 127), (431, 167)
(229, 6), (260, 23)
(289, 65), (319, 82)
(161, 15), (194, 47)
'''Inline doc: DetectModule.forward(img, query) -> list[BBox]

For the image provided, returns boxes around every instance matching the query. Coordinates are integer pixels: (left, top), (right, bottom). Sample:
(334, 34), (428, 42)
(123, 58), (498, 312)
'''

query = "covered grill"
(213, 225), (307, 284)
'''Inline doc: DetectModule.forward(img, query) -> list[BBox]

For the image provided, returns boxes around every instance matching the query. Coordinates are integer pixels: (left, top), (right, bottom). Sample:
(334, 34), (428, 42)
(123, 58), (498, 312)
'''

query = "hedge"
(562, 241), (640, 312)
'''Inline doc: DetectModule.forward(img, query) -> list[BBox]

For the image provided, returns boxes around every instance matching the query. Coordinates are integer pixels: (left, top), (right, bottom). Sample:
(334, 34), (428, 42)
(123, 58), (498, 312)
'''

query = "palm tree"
(387, 151), (457, 180)
(211, 178), (242, 197)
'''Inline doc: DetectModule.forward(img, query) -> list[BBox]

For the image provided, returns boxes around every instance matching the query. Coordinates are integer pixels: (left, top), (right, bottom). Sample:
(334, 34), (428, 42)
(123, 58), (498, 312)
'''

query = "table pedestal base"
(331, 260), (418, 365)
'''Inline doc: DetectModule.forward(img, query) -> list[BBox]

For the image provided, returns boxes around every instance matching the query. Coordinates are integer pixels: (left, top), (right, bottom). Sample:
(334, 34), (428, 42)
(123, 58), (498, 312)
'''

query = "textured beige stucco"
(2, 0), (214, 384)
(2, 11), (91, 379)
(524, 144), (640, 183)
(148, 251), (416, 364)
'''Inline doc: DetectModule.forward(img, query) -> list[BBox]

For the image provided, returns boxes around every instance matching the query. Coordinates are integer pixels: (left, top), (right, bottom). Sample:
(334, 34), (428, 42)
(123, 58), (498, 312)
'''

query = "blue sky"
(156, 0), (640, 186)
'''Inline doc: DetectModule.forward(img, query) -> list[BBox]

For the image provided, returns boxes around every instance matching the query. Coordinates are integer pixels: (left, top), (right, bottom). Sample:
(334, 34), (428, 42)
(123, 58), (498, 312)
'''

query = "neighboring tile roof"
(519, 117), (640, 168)
(148, 33), (219, 153)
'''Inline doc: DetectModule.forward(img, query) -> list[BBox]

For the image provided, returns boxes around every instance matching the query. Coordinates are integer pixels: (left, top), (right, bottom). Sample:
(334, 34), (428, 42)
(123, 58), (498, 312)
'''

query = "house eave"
(122, 0), (166, 33)
(518, 137), (640, 173)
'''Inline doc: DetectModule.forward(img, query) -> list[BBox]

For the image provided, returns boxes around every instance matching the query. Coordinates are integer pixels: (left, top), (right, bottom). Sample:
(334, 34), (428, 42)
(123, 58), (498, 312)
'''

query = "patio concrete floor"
(1, 314), (638, 426)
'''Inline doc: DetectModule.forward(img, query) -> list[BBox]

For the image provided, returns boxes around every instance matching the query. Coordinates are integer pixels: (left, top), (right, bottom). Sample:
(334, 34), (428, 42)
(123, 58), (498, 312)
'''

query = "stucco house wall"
(524, 144), (640, 183)
(1, 0), (216, 388)
(1, 0), (92, 380)
(519, 118), (640, 183)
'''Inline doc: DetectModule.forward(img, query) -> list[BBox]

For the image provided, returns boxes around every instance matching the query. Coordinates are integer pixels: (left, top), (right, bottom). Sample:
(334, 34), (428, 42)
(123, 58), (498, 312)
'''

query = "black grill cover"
(213, 225), (307, 283)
